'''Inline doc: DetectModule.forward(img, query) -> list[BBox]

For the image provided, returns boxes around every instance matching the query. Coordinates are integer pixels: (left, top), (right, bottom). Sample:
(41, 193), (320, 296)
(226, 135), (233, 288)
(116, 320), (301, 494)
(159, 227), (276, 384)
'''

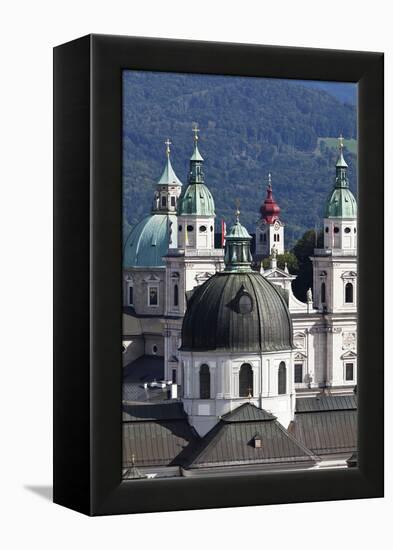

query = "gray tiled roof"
(123, 420), (196, 467)
(296, 395), (357, 413)
(123, 403), (197, 468)
(291, 409), (357, 455)
(221, 402), (276, 422)
(186, 404), (316, 469)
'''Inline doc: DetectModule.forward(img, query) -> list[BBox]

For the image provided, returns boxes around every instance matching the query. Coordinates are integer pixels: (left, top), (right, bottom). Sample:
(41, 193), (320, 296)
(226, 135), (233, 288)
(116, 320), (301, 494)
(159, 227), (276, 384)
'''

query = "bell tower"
(177, 124), (216, 250)
(255, 173), (284, 260)
(311, 136), (357, 314)
(311, 136), (358, 389)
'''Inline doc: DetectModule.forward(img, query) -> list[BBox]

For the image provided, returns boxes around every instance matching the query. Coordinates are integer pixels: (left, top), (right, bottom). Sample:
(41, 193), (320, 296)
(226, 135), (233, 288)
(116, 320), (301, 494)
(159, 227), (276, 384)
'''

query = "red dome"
(260, 183), (280, 224)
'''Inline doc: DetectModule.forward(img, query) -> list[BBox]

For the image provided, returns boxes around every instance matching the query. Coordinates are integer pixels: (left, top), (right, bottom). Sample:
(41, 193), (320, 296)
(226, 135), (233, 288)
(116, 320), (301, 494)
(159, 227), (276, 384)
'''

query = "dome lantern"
(325, 136), (357, 219)
(177, 124), (215, 217)
(224, 205), (253, 273)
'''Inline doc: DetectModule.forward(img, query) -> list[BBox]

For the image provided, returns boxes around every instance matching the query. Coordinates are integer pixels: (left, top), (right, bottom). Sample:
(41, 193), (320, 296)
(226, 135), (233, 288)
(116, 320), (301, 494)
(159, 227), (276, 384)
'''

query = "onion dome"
(325, 136), (357, 218)
(178, 124), (215, 217)
(123, 213), (176, 268)
(260, 173), (281, 224)
(180, 210), (293, 352)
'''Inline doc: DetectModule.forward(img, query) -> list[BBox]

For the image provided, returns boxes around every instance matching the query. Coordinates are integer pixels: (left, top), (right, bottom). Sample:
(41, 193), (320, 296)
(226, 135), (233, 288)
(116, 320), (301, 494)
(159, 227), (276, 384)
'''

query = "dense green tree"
(291, 229), (323, 301)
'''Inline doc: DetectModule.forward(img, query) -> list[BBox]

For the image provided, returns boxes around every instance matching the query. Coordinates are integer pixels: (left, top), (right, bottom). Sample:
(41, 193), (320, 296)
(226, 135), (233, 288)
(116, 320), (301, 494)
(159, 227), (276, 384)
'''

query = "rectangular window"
(172, 369), (177, 384)
(345, 363), (354, 381)
(170, 196), (176, 207)
(128, 285), (133, 306)
(294, 363), (303, 383)
(148, 286), (158, 306)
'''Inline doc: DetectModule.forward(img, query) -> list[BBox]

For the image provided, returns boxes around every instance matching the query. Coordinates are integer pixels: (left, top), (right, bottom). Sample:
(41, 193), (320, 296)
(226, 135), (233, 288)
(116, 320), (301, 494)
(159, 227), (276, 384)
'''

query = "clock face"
(274, 221), (280, 230)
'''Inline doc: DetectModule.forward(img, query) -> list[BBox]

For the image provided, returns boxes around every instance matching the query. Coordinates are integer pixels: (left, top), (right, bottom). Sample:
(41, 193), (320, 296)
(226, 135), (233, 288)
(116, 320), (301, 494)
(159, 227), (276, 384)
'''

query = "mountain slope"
(123, 72), (357, 247)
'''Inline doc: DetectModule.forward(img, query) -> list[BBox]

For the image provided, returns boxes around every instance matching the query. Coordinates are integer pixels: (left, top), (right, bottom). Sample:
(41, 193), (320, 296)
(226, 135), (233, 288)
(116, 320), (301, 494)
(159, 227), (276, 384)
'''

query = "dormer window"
(253, 435), (262, 449)
(238, 294), (253, 314)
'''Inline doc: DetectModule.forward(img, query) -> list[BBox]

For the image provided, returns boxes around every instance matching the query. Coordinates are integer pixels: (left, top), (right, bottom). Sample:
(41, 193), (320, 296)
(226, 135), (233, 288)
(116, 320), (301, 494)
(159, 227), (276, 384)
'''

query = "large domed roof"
(181, 271), (293, 353)
(123, 213), (176, 268)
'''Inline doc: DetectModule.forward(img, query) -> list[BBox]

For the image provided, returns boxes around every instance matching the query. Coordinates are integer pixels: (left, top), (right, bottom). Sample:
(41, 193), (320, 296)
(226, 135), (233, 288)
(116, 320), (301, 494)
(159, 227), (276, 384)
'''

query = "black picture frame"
(53, 34), (384, 516)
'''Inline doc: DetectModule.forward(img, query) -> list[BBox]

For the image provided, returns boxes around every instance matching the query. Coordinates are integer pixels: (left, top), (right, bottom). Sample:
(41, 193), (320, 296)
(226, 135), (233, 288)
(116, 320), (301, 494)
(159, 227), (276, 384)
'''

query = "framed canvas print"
(53, 34), (384, 516)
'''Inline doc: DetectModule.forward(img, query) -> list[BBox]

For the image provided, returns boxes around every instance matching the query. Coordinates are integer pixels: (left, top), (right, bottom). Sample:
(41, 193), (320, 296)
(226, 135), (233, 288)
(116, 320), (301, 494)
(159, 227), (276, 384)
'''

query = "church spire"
(224, 203), (253, 273)
(260, 172), (281, 224)
(157, 138), (182, 187)
(153, 139), (183, 213)
(188, 123), (204, 183)
(335, 134), (349, 188)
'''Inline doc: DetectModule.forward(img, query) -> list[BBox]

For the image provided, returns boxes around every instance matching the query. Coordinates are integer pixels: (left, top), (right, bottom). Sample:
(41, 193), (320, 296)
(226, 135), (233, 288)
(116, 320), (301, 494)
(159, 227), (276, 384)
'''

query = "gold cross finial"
(338, 134), (344, 151)
(165, 138), (172, 157)
(268, 172), (272, 188)
(235, 198), (240, 222)
(192, 123), (200, 142)
(247, 387), (252, 400)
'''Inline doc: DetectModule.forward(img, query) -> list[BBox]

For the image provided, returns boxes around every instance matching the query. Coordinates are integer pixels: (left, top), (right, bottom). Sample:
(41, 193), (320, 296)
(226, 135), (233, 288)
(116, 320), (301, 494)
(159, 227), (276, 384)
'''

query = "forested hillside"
(123, 72), (357, 248)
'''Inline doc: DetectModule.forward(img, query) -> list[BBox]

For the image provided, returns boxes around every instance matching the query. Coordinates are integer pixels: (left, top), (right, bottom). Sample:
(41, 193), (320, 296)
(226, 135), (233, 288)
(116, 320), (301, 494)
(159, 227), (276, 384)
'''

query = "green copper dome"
(178, 183), (215, 216)
(180, 271), (293, 352)
(325, 187), (357, 218)
(123, 213), (177, 268)
(325, 138), (357, 219)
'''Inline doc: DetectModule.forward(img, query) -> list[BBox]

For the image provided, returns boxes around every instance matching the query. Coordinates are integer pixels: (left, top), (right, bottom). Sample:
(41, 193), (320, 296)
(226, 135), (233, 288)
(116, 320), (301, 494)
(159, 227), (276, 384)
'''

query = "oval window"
(344, 227), (351, 233)
(199, 225), (207, 232)
(210, 226), (214, 232)
(334, 226), (339, 233)
(152, 345), (158, 355)
(238, 294), (253, 314)
(325, 226), (329, 233)
(178, 225), (182, 231)
(354, 228), (357, 234)
(187, 225), (194, 232)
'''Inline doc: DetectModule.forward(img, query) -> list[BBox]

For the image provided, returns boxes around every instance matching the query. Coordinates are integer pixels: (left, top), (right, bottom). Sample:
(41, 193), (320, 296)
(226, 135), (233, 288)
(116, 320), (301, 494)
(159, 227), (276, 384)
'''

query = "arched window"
(345, 282), (354, 303)
(239, 363), (253, 397)
(173, 284), (179, 307)
(161, 196), (167, 207)
(321, 282), (326, 304)
(278, 362), (287, 394)
(128, 284), (134, 306)
(199, 364), (210, 399)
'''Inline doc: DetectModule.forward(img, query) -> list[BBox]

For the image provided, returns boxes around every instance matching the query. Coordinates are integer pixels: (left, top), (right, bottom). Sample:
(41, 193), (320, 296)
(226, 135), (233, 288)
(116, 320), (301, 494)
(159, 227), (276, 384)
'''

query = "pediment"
(294, 352), (307, 360)
(341, 350), (357, 360)
(144, 273), (161, 282)
(341, 271), (357, 279)
(264, 268), (293, 280)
